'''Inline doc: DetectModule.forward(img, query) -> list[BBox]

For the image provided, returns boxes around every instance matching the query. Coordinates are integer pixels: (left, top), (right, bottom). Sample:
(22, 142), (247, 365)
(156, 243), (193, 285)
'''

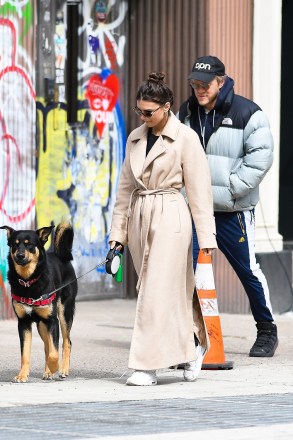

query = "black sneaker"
(249, 322), (278, 357)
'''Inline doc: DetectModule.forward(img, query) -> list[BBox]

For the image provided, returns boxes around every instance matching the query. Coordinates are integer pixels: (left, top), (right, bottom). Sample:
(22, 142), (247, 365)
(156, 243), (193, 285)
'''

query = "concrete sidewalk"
(0, 299), (293, 439)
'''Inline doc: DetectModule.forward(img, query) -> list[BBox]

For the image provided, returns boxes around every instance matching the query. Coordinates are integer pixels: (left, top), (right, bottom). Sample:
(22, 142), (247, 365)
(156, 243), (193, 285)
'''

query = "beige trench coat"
(109, 112), (217, 370)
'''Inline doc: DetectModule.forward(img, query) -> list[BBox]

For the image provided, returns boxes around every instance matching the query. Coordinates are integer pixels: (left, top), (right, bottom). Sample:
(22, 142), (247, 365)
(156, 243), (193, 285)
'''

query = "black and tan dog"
(0, 222), (77, 382)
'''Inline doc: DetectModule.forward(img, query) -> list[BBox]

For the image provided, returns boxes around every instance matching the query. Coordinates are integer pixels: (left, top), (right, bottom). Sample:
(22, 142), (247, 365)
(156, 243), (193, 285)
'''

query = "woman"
(109, 72), (217, 386)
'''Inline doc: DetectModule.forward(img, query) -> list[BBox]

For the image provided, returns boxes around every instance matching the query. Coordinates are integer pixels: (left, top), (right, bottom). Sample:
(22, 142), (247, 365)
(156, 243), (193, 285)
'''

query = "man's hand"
(201, 248), (213, 256)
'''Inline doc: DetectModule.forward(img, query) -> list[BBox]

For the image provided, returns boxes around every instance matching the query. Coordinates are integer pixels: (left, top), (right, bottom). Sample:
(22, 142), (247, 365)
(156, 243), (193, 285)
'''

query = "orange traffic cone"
(195, 250), (233, 370)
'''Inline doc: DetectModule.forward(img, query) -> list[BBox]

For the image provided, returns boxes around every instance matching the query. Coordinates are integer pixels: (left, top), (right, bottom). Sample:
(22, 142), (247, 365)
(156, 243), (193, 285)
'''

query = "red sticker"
(86, 73), (119, 137)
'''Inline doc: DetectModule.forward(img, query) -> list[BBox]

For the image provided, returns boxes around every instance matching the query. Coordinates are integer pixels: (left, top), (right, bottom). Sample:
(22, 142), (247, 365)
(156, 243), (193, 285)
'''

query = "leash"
(13, 247), (123, 306)
(13, 259), (109, 306)
(47, 258), (109, 296)
(59, 248), (122, 293)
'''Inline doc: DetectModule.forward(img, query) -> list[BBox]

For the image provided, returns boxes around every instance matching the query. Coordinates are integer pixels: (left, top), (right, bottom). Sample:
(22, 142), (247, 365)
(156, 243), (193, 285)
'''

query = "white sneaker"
(126, 370), (157, 386)
(183, 345), (206, 382)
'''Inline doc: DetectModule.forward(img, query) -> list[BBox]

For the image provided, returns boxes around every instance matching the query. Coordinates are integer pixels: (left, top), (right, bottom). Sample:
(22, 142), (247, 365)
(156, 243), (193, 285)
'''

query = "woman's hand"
(109, 241), (123, 252)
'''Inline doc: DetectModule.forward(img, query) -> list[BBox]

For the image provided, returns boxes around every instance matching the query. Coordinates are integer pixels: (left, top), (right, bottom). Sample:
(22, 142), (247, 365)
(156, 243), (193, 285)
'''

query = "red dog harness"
(12, 275), (56, 306)
(11, 292), (57, 306)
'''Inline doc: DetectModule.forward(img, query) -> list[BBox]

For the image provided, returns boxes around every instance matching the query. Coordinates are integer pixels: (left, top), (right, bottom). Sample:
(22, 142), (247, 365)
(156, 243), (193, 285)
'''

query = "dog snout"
(16, 252), (25, 261)
(14, 250), (29, 265)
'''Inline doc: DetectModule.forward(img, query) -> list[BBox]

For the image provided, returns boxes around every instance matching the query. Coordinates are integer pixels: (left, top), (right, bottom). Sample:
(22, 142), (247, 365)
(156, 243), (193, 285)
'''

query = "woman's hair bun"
(136, 71), (174, 107)
(148, 72), (165, 83)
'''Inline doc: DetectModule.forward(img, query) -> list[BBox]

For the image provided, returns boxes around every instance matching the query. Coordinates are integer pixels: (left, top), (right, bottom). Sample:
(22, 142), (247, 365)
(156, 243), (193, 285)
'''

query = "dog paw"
(14, 374), (29, 383)
(42, 372), (54, 380)
(59, 371), (69, 379)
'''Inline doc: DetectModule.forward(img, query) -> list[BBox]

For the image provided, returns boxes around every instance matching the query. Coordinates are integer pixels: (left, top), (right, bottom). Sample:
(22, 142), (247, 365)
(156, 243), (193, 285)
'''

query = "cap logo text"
(195, 63), (211, 71)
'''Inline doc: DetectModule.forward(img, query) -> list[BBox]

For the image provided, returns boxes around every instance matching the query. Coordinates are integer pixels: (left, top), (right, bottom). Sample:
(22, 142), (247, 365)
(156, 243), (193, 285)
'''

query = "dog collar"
(11, 292), (56, 306)
(18, 274), (41, 288)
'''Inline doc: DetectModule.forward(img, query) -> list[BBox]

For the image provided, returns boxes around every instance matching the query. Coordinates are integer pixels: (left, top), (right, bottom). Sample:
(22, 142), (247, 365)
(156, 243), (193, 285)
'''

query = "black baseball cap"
(188, 55), (225, 82)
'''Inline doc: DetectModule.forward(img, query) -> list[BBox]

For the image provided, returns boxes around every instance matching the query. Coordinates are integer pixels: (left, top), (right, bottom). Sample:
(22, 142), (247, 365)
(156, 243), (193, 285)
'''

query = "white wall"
(253, 0), (283, 252)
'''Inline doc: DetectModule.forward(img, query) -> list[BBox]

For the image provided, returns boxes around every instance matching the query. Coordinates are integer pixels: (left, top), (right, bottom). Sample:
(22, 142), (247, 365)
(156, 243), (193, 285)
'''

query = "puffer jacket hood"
(214, 76), (234, 111)
(185, 76), (234, 115)
(182, 77), (235, 147)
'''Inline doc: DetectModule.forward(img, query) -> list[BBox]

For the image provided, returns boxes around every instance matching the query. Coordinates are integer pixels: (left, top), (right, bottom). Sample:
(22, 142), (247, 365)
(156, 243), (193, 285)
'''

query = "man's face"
(190, 78), (224, 110)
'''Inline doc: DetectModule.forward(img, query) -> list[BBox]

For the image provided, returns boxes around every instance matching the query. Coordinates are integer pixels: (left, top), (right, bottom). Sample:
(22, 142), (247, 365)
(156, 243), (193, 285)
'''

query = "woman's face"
(135, 100), (170, 129)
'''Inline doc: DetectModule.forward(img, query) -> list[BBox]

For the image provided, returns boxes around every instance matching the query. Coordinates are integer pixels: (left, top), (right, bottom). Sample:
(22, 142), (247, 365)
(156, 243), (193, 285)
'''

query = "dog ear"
(36, 225), (55, 245)
(0, 225), (15, 240)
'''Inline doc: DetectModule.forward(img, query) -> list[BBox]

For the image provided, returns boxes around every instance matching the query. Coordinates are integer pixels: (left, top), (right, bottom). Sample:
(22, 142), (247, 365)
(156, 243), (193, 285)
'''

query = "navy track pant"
(193, 210), (274, 323)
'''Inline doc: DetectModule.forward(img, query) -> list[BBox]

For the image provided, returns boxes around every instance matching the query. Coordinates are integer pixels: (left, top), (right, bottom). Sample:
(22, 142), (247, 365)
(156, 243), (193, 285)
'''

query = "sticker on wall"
(86, 70), (119, 138)
(95, 0), (108, 24)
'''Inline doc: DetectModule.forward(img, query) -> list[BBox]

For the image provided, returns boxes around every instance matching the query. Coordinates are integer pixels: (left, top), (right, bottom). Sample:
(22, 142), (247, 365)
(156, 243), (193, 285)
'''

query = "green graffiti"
(20, 2), (34, 42)
(0, 1), (33, 43)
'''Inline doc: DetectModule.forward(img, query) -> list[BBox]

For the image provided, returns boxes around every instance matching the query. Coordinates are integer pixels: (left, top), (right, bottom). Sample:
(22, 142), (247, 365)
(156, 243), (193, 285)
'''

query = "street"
(0, 299), (293, 439)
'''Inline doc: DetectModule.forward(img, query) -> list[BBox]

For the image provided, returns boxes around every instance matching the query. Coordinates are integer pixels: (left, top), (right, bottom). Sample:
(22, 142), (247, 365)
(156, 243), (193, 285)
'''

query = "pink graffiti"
(0, 18), (36, 223)
(0, 66), (36, 99)
(0, 18), (16, 65)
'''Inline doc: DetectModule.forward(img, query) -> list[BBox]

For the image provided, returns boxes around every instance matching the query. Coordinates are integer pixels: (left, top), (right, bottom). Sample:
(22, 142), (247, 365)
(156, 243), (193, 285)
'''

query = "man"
(179, 55), (278, 357)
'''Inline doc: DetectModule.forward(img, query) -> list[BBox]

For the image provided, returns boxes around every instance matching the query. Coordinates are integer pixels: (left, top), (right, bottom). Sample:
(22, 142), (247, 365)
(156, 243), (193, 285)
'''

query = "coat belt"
(128, 188), (180, 291)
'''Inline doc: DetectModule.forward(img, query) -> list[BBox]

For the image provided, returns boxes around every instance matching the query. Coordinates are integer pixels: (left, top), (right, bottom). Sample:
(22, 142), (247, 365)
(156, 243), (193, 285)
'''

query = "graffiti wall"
(0, 0), (211, 316)
(36, 0), (128, 299)
(0, 1), (36, 318)
(0, 0), (128, 317)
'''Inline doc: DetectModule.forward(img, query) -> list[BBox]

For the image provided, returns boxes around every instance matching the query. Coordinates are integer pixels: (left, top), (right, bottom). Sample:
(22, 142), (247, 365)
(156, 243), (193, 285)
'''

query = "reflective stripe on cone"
(195, 250), (233, 370)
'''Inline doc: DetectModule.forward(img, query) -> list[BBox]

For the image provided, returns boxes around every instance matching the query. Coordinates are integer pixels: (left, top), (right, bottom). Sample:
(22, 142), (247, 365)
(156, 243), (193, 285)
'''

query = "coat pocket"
(169, 200), (181, 233)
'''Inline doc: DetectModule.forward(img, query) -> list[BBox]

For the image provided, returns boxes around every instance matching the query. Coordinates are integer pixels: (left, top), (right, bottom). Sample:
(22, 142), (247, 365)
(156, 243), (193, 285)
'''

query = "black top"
(146, 129), (159, 156)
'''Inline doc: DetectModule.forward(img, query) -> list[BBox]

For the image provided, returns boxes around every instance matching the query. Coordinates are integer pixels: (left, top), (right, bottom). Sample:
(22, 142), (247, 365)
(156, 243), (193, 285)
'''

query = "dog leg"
(37, 321), (50, 378)
(58, 302), (73, 378)
(15, 321), (32, 383)
(38, 320), (59, 379)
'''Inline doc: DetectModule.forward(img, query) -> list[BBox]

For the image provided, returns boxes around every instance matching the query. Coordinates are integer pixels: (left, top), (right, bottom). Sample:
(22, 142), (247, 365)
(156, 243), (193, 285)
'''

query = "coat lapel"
(142, 137), (167, 173)
(143, 112), (180, 173)
(129, 125), (147, 186)
(129, 113), (180, 185)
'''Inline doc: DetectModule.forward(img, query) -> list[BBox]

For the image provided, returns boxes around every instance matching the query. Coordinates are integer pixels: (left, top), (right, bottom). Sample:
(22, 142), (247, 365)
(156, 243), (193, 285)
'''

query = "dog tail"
(54, 222), (74, 262)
